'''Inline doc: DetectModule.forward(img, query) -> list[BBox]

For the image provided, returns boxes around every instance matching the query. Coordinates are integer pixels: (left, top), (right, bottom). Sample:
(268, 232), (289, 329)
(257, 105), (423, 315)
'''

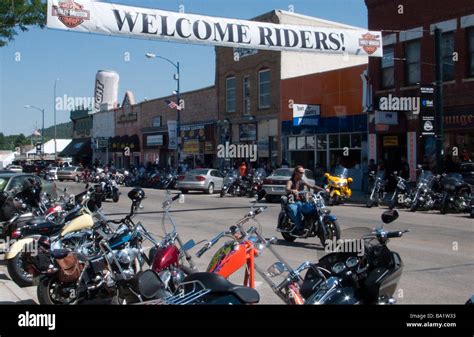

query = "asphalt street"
(1, 181), (473, 304)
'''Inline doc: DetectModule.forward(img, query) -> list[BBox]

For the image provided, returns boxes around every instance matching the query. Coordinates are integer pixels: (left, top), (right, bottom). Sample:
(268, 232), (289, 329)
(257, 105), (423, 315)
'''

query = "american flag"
(165, 99), (182, 110)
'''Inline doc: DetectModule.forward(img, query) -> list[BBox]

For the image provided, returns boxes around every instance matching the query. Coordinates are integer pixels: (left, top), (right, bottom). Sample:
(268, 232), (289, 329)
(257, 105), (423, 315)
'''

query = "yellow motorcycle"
(324, 167), (353, 205)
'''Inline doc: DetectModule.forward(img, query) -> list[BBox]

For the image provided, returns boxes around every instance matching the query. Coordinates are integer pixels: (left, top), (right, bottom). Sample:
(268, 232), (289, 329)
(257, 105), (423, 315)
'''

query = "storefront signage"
(419, 84), (435, 136)
(239, 124), (257, 141)
(183, 139), (200, 154)
(383, 136), (398, 147)
(167, 120), (177, 150)
(293, 104), (320, 126)
(375, 111), (398, 125)
(444, 112), (474, 130)
(146, 134), (163, 146)
(47, 0), (383, 57)
(181, 125), (205, 140)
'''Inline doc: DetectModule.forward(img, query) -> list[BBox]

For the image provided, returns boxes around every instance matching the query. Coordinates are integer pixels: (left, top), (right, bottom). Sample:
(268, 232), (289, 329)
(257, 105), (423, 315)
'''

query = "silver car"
(262, 168), (315, 202)
(177, 168), (224, 194)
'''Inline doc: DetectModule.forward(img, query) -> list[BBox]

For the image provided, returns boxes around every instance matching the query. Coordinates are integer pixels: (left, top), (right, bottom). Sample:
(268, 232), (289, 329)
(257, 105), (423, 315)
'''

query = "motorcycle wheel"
(281, 232), (296, 242)
(440, 194), (448, 214)
(328, 196), (336, 206)
(278, 216), (296, 242)
(319, 220), (341, 246)
(220, 190), (226, 198)
(409, 200), (419, 212)
(112, 193), (120, 203)
(37, 276), (76, 305)
(7, 253), (34, 287)
(366, 197), (376, 208)
(388, 193), (398, 210)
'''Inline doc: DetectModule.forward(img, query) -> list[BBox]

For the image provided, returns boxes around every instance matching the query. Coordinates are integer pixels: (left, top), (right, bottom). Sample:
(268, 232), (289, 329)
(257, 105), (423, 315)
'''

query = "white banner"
(167, 121), (177, 150)
(47, 0), (383, 57)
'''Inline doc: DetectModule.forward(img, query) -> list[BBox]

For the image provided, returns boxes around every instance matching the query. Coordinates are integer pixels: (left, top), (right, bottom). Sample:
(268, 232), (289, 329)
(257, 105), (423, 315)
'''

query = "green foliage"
(0, 122), (73, 150)
(0, 0), (47, 47)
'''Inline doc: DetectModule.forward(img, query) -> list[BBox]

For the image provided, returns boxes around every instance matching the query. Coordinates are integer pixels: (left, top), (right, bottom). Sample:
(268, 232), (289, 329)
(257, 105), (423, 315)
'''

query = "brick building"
(365, 0), (474, 178)
(215, 10), (368, 170)
(139, 86), (217, 168)
(281, 64), (368, 189)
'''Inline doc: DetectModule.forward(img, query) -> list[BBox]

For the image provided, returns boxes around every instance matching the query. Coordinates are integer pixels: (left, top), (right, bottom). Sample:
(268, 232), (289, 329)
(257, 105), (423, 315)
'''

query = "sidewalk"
(0, 259), (37, 304)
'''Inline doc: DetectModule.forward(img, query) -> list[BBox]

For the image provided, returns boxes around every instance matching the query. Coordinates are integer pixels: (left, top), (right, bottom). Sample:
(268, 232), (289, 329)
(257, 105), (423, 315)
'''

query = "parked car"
(57, 166), (84, 182)
(0, 172), (57, 199)
(177, 168), (224, 194)
(459, 162), (474, 187)
(5, 165), (23, 173)
(262, 168), (316, 202)
(47, 166), (60, 180)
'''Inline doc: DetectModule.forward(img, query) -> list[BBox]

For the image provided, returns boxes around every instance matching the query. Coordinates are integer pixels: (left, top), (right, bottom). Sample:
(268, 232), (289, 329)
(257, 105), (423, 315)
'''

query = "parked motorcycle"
(388, 171), (413, 210)
(156, 170), (178, 190)
(409, 167), (442, 212)
(366, 171), (386, 208)
(100, 174), (120, 202)
(324, 167), (353, 205)
(439, 173), (472, 214)
(302, 210), (408, 304)
(220, 169), (249, 197)
(35, 188), (160, 304)
(248, 168), (266, 198)
(276, 190), (341, 244)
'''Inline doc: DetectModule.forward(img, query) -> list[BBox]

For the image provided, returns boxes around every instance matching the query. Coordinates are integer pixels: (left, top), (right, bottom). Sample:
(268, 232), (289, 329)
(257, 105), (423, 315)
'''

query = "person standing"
(239, 161), (247, 177)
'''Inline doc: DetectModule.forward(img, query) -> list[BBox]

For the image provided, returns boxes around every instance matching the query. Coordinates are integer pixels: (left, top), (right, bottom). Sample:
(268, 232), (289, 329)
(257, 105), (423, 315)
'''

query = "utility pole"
(434, 28), (444, 173)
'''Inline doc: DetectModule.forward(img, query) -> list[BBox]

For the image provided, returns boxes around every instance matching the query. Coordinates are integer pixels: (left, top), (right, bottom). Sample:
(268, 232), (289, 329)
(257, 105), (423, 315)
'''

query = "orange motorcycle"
(195, 194), (313, 304)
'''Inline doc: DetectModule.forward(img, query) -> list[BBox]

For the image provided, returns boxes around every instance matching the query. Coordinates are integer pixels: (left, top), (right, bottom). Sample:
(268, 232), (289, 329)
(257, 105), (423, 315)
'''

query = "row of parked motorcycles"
(366, 165), (474, 217)
(0, 174), (411, 305)
(220, 168), (266, 198)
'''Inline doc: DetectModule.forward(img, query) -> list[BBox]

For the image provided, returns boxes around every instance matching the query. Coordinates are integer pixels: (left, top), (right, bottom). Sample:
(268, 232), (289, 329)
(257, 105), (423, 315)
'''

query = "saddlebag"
(55, 252), (84, 283)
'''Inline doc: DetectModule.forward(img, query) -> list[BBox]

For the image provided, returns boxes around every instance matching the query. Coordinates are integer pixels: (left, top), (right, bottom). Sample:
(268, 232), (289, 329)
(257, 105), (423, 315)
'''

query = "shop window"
(297, 136), (306, 150)
(351, 133), (362, 148)
(340, 134), (350, 149)
(405, 39), (421, 85)
(306, 136), (315, 149)
(288, 137), (297, 150)
(381, 45), (395, 88)
(243, 75), (251, 115)
(226, 76), (236, 113)
(468, 28), (474, 77)
(329, 134), (339, 149)
(316, 135), (327, 150)
(442, 32), (455, 81)
(258, 69), (271, 108)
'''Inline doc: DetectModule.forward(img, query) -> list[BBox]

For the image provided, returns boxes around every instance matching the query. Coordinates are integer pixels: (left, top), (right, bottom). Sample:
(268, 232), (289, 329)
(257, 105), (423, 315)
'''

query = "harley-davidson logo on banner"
(47, 0), (383, 57)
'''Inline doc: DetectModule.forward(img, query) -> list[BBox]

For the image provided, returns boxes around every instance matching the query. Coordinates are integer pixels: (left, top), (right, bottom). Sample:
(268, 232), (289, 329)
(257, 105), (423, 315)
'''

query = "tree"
(13, 133), (27, 148)
(0, 0), (46, 47)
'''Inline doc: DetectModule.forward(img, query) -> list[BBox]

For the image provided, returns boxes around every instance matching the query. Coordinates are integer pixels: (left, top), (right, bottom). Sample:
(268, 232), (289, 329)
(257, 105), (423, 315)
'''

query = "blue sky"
(0, 0), (367, 136)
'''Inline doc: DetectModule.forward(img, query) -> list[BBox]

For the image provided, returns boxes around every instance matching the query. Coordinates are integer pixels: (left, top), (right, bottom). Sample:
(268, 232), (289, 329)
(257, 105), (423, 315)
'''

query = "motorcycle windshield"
(333, 167), (349, 178)
(316, 226), (373, 261)
(417, 171), (435, 186)
(225, 169), (239, 178)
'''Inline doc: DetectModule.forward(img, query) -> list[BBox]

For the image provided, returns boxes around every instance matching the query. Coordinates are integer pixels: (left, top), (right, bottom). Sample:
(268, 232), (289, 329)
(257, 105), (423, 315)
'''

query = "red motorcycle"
(149, 192), (199, 292)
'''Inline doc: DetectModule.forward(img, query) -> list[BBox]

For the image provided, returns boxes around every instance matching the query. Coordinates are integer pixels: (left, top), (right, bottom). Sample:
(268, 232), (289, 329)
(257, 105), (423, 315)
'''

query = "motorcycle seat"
(182, 272), (260, 304)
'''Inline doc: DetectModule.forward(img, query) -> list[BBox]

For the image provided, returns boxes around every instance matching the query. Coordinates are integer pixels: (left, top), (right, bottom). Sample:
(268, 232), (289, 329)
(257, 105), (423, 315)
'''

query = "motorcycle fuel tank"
(206, 241), (247, 277)
(152, 245), (180, 272)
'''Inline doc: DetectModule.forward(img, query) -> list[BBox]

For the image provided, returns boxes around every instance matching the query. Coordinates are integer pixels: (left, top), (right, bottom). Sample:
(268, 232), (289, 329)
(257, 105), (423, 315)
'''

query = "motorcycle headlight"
(338, 182), (346, 187)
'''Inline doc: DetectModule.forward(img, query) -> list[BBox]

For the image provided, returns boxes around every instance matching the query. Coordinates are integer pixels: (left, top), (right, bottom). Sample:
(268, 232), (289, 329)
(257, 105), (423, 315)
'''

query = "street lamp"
(24, 105), (45, 155)
(54, 78), (60, 160)
(146, 52), (181, 166)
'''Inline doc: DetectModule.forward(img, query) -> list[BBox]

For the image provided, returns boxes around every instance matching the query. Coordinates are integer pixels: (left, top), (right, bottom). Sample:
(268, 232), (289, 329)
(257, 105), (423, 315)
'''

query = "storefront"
(109, 134), (140, 169)
(180, 123), (216, 168)
(282, 115), (367, 188)
(444, 107), (474, 164)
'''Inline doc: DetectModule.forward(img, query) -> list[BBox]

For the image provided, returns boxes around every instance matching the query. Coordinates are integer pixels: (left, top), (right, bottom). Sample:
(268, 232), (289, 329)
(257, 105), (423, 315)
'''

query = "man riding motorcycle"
(285, 166), (326, 237)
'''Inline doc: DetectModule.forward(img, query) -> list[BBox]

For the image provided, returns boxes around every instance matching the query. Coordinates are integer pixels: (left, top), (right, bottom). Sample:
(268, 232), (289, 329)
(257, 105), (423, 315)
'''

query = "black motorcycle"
(439, 173), (472, 214)
(277, 190), (340, 245)
(388, 171), (412, 210)
(301, 210), (408, 304)
(157, 170), (178, 190)
(366, 171), (386, 208)
(100, 175), (120, 202)
(220, 170), (250, 197)
(409, 168), (442, 212)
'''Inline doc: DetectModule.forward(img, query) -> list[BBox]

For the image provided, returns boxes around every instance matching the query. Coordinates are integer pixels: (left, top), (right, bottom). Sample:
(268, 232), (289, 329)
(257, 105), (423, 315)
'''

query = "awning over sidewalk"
(59, 138), (91, 157)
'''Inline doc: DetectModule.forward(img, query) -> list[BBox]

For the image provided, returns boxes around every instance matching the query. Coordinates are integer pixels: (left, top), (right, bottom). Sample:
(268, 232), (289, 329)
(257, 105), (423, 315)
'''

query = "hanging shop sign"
(167, 121), (177, 150)
(419, 84), (436, 136)
(292, 104), (320, 126)
(47, 0), (383, 57)
(383, 136), (398, 147)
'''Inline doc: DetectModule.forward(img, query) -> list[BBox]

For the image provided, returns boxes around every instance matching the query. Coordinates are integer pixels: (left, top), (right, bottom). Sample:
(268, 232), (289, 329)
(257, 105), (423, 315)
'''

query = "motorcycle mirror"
(267, 262), (287, 277)
(181, 239), (196, 252)
(381, 210), (399, 224)
(229, 225), (239, 235)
